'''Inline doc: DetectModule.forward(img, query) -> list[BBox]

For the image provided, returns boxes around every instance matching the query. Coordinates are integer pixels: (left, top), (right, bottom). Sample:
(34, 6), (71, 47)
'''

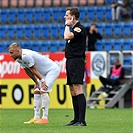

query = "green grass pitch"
(0, 108), (132, 133)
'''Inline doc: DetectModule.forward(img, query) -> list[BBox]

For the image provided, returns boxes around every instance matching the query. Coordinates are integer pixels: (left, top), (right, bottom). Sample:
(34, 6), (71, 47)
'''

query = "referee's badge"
(74, 27), (81, 32)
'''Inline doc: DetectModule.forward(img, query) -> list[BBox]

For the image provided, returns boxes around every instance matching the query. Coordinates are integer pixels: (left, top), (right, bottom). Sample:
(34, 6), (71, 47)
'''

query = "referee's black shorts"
(66, 57), (85, 85)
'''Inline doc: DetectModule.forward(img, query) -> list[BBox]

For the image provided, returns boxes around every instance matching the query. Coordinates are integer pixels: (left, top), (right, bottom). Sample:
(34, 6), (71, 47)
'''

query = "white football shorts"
(38, 66), (60, 92)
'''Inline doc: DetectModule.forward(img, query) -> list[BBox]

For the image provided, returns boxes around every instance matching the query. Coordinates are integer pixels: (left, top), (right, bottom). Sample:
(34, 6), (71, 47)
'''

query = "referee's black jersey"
(65, 22), (86, 59)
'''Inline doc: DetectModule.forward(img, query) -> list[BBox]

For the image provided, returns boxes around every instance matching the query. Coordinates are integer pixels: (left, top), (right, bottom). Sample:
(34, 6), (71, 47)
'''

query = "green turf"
(0, 108), (132, 133)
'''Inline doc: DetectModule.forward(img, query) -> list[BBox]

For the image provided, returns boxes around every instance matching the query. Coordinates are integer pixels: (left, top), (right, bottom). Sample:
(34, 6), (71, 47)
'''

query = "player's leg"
(35, 92), (50, 124)
(35, 67), (60, 124)
(41, 93), (50, 119)
(111, 7), (116, 21)
(24, 89), (41, 124)
(34, 90), (42, 119)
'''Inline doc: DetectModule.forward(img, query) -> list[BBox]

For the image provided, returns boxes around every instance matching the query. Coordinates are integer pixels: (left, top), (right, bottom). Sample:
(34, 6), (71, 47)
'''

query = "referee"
(64, 7), (87, 126)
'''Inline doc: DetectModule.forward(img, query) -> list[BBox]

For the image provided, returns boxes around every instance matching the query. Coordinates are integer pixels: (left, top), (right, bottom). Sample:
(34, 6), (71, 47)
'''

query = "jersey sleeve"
(72, 26), (83, 37)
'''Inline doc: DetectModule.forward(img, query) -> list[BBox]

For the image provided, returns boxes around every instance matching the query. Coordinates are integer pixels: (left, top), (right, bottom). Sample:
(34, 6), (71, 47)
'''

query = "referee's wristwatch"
(65, 24), (70, 27)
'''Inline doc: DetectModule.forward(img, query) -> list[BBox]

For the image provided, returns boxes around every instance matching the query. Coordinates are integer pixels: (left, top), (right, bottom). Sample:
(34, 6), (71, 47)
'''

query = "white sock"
(41, 93), (50, 119)
(34, 94), (41, 119)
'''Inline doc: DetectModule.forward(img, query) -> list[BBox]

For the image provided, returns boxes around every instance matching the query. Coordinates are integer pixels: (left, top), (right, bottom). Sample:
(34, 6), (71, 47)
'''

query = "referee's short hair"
(66, 7), (79, 20)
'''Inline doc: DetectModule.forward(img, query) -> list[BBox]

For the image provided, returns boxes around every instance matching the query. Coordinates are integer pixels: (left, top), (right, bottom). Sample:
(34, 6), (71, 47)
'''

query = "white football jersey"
(16, 49), (59, 75)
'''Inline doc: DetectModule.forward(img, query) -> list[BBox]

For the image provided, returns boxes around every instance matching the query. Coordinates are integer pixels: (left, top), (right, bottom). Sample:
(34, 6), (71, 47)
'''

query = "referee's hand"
(65, 17), (74, 26)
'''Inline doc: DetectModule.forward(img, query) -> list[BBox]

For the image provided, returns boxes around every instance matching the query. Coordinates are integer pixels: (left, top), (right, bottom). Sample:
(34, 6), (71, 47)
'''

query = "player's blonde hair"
(8, 42), (21, 50)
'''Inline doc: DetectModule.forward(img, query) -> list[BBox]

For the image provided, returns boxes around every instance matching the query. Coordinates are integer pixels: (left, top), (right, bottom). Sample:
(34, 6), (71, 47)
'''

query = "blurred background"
(0, 0), (132, 53)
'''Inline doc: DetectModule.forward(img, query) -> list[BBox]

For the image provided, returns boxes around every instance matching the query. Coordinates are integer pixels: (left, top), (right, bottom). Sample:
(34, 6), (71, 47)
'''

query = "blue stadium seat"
(123, 22), (132, 37)
(6, 25), (16, 39)
(17, 9), (25, 23)
(83, 23), (90, 28)
(19, 41), (26, 48)
(132, 5), (133, 19)
(95, 40), (103, 51)
(30, 41), (40, 52)
(114, 23), (122, 37)
(130, 39), (133, 50)
(0, 42), (5, 52)
(59, 8), (66, 21)
(33, 25), (42, 39)
(50, 24), (59, 38)
(103, 39), (113, 52)
(34, 8), (42, 23)
(24, 8), (34, 23)
(104, 6), (112, 21)
(113, 39), (122, 50)
(79, 7), (87, 21)
(104, 23), (114, 37)
(58, 24), (64, 38)
(0, 26), (7, 39)
(87, 7), (95, 21)
(41, 41), (50, 52)
(106, 0), (113, 4)
(3, 41), (12, 52)
(95, 6), (105, 21)
(22, 41), (31, 49)
(50, 41), (59, 52)
(122, 39), (132, 50)
(52, 8), (61, 22)
(7, 9), (17, 23)
(97, 23), (104, 35)
(23, 25), (33, 39)
(0, 9), (1, 19)
(58, 40), (66, 51)
(16, 25), (25, 39)
(41, 8), (52, 22)
(41, 25), (50, 39)
(123, 56), (132, 72)
(0, 10), (8, 23)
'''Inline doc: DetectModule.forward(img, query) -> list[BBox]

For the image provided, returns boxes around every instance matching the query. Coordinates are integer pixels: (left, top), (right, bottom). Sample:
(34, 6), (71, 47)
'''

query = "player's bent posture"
(8, 42), (60, 124)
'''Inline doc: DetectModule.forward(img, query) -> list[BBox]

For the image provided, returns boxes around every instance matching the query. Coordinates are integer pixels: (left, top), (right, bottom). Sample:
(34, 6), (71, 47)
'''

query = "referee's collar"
(73, 21), (80, 29)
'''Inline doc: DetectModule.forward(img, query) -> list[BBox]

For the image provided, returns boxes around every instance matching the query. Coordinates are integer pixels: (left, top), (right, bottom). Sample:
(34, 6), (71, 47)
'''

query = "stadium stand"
(0, 0), (132, 53)
(1, 0), (9, 8)
(79, 0), (87, 6)
(35, 0), (43, 7)
(0, 9), (8, 23)
(18, 0), (26, 8)
(88, 0), (95, 5)
(26, 0), (35, 7)
(95, 40), (103, 51)
(96, 0), (105, 5)
(106, 0), (113, 4)
(0, 26), (6, 39)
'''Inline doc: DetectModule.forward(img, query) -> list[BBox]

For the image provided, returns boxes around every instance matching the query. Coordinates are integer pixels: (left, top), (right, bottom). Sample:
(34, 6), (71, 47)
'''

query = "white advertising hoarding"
(91, 51), (107, 79)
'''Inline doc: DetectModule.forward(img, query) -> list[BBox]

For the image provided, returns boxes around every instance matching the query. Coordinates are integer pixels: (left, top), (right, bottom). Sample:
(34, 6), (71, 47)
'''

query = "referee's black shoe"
(72, 121), (87, 126)
(64, 120), (77, 126)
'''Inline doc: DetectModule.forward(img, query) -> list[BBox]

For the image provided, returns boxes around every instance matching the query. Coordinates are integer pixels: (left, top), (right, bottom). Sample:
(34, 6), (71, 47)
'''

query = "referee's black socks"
(72, 96), (79, 122)
(77, 93), (86, 123)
